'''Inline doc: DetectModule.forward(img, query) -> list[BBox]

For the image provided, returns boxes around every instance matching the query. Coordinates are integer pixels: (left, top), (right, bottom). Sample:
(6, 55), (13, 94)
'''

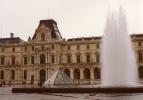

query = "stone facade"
(0, 19), (143, 85)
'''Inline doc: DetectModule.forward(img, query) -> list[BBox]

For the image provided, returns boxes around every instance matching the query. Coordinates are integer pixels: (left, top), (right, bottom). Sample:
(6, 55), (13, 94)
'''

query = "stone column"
(35, 69), (39, 82)
(90, 68), (94, 80)
(16, 69), (19, 84)
(46, 68), (48, 80)
(5, 69), (10, 83)
(47, 52), (49, 63)
(70, 69), (74, 80)
(80, 68), (84, 80)
(90, 68), (94, 84)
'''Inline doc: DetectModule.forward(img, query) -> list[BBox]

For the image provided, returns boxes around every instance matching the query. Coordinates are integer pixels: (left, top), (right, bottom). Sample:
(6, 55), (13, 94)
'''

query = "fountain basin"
(12, 87), (143, 93)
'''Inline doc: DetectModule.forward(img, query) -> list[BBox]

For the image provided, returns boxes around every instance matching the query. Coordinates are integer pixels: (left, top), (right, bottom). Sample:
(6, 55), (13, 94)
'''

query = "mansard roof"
(67, 33), (143, 42)
(32, 19), (62, 40)
(0, 37), (25, 44)
(67, 36), (101, 41)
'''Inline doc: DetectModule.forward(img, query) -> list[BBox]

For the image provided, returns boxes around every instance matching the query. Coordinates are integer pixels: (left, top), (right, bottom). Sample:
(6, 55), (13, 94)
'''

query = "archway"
(84, 68), (90, 79)
(31, 75), (34, 84)
(139, 66), (143, 78)
(40, 69), (46, 84)
(94, 67), (101, 79)
(64, 68), (70, 77)
(74, 68), (80, 80)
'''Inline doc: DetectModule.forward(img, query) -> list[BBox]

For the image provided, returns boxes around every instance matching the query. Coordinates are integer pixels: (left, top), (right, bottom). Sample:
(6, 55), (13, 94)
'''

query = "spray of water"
(101, 7), (138, 86)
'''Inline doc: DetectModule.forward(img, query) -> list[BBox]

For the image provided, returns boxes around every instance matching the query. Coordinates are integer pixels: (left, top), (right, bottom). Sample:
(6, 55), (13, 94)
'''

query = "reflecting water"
(0, 88), (143, 100)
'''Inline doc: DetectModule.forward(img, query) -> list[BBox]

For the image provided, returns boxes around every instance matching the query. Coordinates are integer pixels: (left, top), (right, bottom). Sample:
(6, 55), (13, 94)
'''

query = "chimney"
(10, 33), (14, 38)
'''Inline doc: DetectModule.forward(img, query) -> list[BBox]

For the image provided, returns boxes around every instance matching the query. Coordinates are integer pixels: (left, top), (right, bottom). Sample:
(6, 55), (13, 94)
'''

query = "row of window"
(0, 56), (34, 65)
(0, 43), (100, 52)
(0, 70), (27, 80)
(64, 68), (101, 80)
(0, 53), (100, 65)
(66, 54), (100, 63)
(0, 68), (100, 81)
(67, 44), (100, 50)
(0, 45), (55, 52)
(0, 56), (16, 65)
(1, 65), (143, 81)
(0, 54), (55, 65)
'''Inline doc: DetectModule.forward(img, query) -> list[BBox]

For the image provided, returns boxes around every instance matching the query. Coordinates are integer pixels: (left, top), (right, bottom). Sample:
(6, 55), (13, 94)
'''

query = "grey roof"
(0, 37), (25, 44)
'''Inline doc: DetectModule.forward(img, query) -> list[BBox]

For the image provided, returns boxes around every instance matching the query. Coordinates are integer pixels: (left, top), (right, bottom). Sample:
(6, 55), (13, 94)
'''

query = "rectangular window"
(24, 47), (27, 51)
(1, 48), (4, 52)
(13, 48), (15, 52)
(12, 57), (15, 65)
(24, 70), (27, 80)
(138, 42), (142, 46)
(87, 45), (90, 49)
(77, 45), (80, 50)
(52, 45), (55, 49)
(96, 43), (100, 48)
(67, 46), (70, 50)
(42, 45), (44, 50)
(67, 55), (71, 63)
(96, 54), (100, 63)
(86, 55), (90, 63)
(31, 56), (34, 64)
(138, 52), (143, 61)
(51, 55), (55, 64)
(77, 55), (80, 63)
(32, 46), (34, 51)
(1, 57), (4, 65)
(24, 57), (27, 65)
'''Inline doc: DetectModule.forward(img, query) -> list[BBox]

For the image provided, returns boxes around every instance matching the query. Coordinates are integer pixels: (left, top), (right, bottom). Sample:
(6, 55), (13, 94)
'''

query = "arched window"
(94, 67), (101, 79)
(11, 70), (15, 80)
(139, 66), (143, 78)
(84, 68), (90, 79)
(74, 68), (80, 80)
(40, 54), (45, 64)
(64, 69), (70, 77)
(24, 70), (27, 80)
(0, 70), (4, 79)
(41, 33), (45, 41)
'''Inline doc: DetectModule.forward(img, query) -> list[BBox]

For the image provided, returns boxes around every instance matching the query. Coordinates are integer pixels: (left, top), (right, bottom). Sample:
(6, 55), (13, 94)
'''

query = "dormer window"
(41, 33), (45, 41)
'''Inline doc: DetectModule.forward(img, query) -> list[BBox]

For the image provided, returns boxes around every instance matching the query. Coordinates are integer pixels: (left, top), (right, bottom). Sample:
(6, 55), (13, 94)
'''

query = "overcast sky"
(0, 0), (142, 40)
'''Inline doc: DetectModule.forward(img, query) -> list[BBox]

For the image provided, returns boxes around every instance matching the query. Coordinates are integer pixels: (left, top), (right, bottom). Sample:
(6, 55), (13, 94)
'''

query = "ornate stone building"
(0, 19), (143, 85)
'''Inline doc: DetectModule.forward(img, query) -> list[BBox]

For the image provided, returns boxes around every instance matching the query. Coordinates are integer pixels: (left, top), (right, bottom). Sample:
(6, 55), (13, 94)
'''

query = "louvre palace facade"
(0, 19), (143, 85)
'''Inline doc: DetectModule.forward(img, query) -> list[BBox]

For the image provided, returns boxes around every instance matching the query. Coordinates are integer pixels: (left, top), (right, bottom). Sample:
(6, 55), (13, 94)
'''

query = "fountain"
(101, 7), (138, 87)
(12, 7), (143, 94)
